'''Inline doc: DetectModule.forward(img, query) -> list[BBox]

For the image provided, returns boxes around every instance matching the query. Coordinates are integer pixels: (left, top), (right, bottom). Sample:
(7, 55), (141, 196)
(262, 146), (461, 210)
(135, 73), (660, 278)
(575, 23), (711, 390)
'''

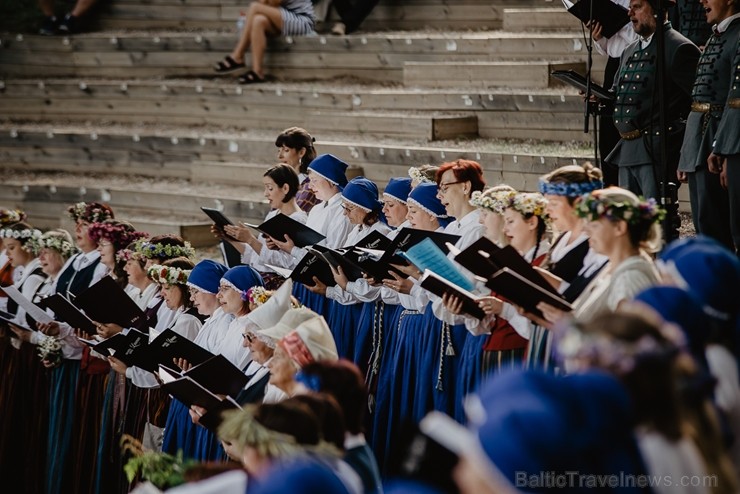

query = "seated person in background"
(214, 0), (315, 84)
(328, 0), (380, 35)
(38, 0), (99, 35)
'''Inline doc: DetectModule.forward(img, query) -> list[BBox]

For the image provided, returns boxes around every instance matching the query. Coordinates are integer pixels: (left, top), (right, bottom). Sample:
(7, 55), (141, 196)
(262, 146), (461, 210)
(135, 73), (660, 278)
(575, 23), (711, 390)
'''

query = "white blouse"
(289, 193), (353, 266)
(193, 307), (234, 353)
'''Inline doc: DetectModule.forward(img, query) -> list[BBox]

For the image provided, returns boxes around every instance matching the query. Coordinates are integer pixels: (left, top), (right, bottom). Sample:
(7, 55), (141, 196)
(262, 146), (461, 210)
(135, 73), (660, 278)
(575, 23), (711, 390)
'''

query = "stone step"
(95, 0), (551, 31)
(403, 60), (586, 89)
(503, 8), (582, 32)
(0, 180), (270, 246)
(0, 79), (594, 141)
(0, 31), (602, 82)
(0, 124), (593, 189)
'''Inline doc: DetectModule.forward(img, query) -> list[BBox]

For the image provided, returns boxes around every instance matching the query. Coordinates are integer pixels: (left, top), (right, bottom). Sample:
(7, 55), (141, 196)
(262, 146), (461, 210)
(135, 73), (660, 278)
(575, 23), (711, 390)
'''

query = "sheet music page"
(3, 285), (54, 323)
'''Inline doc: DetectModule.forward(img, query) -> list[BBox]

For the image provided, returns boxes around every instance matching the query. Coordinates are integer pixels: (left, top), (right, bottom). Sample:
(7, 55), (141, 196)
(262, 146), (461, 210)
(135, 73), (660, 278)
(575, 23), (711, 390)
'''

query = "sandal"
(237, 70), (267, 84)
(214, 56), (245, 73)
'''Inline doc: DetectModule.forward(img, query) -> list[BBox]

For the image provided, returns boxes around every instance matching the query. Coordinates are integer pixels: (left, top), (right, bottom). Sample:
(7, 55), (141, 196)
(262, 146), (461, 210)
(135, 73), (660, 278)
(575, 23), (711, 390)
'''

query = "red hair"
(435, 159), (486, 193)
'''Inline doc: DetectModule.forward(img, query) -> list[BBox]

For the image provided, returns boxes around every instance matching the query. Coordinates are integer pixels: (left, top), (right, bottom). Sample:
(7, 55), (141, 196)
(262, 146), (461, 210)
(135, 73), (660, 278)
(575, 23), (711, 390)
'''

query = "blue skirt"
(162, 398), (200, 459)
(453, 332), (488, 423)
(380, 306), (425, 474)
(353, 300), (383, 376)
(326, 299), (363, 361)
(193, 426), (227, 462)
(47, 359), (80, 494)
(429, 321), (466, 419)
(366, 302), (402, 469)
(292, 282), (329, 318)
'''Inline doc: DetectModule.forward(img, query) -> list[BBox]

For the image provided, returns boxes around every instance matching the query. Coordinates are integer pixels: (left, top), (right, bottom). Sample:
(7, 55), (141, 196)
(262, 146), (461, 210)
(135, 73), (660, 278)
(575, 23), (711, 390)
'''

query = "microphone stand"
(653, 0), (680, 243)
(583, 0), (601, 168)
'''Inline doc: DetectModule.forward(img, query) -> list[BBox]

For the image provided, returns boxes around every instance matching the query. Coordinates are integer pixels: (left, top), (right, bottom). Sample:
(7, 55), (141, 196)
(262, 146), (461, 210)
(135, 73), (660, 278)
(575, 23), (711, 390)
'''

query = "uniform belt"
(691, 102), (724, 113)
(619, 125), (676, 141)
(728, 99), (740, 110)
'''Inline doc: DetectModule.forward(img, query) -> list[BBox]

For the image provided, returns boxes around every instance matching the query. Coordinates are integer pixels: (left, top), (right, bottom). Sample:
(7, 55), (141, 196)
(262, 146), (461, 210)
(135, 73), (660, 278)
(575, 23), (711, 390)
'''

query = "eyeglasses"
(341, 203), (356, 212)
(242, 332), (255, 342)
(438, 181), (464, 194)
(98, 241), (113, 248)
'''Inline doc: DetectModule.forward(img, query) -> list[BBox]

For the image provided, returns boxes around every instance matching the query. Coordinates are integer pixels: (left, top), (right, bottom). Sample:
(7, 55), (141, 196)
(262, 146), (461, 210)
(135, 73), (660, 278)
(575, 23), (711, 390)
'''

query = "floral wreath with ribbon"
(147, 264), (192, 285)
(575, 191), (665, 225)
(509, 192), (548, 219)
(408, 166), (434, 184)
(67, 202), (114, 224)
(0, 209), (27, 226)
(137, 241), (195, 261)
(0, 228), (43, 254)
(242, 286), (272, 305)
(469, 188), (517, 215)
(29, 234), (79, 259)
(88, 222), (149, 251)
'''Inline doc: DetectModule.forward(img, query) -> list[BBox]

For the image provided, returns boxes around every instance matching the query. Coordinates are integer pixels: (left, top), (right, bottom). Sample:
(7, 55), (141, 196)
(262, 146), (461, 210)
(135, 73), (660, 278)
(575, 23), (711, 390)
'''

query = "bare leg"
(70, 0), (98, 17)
(250, 14), (280, 77)
(230, 2), (283, 63)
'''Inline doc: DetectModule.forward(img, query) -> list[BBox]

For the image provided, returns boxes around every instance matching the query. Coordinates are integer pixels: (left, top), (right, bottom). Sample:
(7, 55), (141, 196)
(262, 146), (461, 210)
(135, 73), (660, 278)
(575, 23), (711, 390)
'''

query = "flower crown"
(218, 406), (340, 459)
(0, 228), (43, 254)
(0, 209), (27, 226)
(408, 167), (434, 184)
(147, 264), (192, 285)
(88, 222), (148, 250)
(538, 178), (603, 198)
(115, 238), (147, 263)
(242, 286), (272, 305)
(218, 406), (303, 458)
(67, 202), (113, 224)
(470, 189), (517, 214)
(31, 234), (79, 258)
(509, 193), (548, 218)
(575, 192), (666, 225)
(138, 241), (195, 260)
(556, 320), (684, 375)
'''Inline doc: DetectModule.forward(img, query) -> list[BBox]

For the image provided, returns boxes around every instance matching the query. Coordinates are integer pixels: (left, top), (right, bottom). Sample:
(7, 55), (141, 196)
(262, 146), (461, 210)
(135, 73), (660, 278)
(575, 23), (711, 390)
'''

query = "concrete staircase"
(0, 0), (609, 243)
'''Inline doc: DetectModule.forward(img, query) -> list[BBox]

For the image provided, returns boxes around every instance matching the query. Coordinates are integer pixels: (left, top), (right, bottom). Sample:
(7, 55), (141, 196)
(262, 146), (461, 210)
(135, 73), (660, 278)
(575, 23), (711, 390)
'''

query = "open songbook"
(562, 0), (630, 39)
(159, 364), (243, 432)
(419, 270), (485, 320)
(451, 238), (573, 317)
(244, 213), (326, 248)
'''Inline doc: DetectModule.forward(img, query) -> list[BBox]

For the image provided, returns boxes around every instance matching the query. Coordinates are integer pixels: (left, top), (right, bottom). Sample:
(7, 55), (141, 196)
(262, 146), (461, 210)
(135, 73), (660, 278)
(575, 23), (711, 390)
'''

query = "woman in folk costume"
(188, 279), (296, 461)
(305, 176), (391, 361)
(109, 257), (202, 452)
(161, 265), (264, 459)
(221, 163), (308, 289)
(31, 202), (113, 494)
(0, 222), (45, 492)
(8, 230), (77, 493)
(332, 178), (411, 455)
(525, 163), (607, 369)
(115, 235), (196, 456)
(377, 181), (451, 473)
(0, 208), (27, 310)
(85, 220), (148, 494)
(411, 160), (486, 419)
(536, 187), (663, 325)
(442, 192), (551, 422)
(271, 154), (353, 316)
(160, 259), (230, 461)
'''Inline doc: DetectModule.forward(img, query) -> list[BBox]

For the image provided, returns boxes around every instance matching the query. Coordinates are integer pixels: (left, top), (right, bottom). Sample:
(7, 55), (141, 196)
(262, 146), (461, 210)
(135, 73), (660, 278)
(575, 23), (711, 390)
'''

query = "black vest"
(671, 0), (713, 47)
(55, 254), (101, 298)
(547, 234), (591, 284)
(6, 266), (46, 317)
(235, 371), (269, 406)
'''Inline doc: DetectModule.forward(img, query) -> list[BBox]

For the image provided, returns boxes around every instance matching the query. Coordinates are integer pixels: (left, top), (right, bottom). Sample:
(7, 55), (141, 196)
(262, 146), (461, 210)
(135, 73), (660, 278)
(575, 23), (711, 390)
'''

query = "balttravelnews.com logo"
(515, 471), (718, 489)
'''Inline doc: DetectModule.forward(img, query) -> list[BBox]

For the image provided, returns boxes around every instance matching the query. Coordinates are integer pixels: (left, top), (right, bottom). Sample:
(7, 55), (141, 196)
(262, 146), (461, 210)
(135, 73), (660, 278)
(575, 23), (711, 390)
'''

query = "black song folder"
(39, 294), (97, 335)
(74, 276), (146, 329)
(563, 0), (630, 39)
(245, 213), (325, 248)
